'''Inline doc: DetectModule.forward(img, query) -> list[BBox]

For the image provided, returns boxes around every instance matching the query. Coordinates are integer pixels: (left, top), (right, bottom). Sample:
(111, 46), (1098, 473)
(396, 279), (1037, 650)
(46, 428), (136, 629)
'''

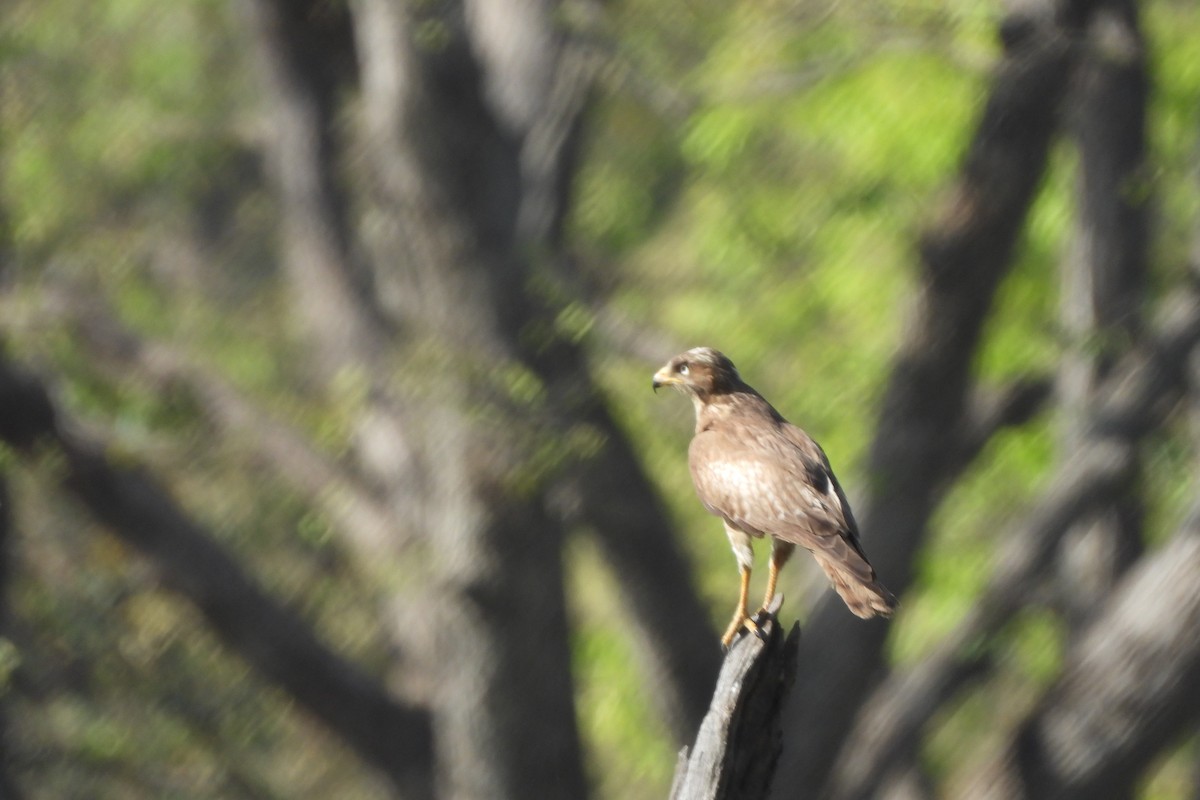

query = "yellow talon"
(721, 612), (760, 649)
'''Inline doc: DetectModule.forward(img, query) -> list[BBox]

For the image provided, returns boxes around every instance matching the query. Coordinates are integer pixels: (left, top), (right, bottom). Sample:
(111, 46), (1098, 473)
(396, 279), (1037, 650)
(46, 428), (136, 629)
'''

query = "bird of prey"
(653, 347), (895, 647)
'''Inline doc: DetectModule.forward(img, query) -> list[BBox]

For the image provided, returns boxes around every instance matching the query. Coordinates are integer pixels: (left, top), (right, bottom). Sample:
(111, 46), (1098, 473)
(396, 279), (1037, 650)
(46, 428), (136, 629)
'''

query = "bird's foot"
(720, 613), (762, 651)
(751, 593), (785, 628)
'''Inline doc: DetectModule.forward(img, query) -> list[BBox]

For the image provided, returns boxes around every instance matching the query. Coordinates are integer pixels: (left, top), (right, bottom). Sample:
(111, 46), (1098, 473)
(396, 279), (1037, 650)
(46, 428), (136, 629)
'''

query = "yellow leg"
(760, 558), (781, 611)
(720, 564), (759, 648)
(757, 541), (795, 618)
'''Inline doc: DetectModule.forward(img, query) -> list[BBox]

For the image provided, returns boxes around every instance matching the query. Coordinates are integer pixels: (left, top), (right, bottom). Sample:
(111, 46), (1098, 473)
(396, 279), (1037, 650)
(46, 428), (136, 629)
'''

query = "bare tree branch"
(1055, 0), (1150, 629)
(0, 359), (434, 798)
(949, 375), (1055, 477)
(670, 605), (799, 800)
(0, 476), (23, 800)
(48, 295), (406, 556)
(239, 0), (383, 369)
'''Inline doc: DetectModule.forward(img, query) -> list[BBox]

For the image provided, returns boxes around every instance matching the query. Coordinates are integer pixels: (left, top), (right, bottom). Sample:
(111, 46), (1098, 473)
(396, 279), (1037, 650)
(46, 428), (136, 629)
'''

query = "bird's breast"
(690, 452), (792, 525)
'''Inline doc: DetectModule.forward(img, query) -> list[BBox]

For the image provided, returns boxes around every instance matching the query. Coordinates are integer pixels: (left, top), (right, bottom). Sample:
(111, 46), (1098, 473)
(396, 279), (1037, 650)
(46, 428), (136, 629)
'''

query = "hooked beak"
(652, 365), (681, 393)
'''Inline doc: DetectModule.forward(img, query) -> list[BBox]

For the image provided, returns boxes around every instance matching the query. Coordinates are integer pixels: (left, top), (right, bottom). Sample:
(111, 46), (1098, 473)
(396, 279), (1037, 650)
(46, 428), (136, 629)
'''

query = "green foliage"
(5, 0), (241, 258)
(568, 538), (676, 800)
(1147, 0), (1200, 275)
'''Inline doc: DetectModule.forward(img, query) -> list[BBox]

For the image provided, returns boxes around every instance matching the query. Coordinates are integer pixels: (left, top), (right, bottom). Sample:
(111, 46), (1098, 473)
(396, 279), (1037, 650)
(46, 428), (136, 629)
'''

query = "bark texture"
(241, 0), (376, 370)
(0, 477), (20, 800)
(1055, 0), (1149, 629)
(671, 607), (799, 800)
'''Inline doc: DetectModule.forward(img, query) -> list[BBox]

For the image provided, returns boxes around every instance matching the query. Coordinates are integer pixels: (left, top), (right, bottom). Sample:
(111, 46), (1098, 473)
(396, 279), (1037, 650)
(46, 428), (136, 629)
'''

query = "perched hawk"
(653, 347), (896, 647)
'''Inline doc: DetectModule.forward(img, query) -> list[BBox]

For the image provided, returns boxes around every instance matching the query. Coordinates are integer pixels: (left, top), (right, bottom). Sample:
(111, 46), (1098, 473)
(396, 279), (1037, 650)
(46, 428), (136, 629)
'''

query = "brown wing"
(778, 422), (865, 554)
(690, 415), (896, 618)
(778, 422), (896, 616)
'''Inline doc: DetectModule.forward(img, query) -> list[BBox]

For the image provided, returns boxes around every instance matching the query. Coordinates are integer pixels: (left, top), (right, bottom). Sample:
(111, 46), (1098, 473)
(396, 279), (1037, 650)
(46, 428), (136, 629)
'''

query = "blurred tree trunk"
(239, 0), (423, 517)
(771, 3), (1091, 795)
(239, 0), (438, 714)
(1055, 0), (1148, 630)
(348, 2), (591, 795)
(244, 0), (718, 766)
(0, 477), (20, 800)
(966, 510), (1200, 799)
(564, 420), (722, 739)
(346, 0), (725, 784)
(240, 0), (377, 370)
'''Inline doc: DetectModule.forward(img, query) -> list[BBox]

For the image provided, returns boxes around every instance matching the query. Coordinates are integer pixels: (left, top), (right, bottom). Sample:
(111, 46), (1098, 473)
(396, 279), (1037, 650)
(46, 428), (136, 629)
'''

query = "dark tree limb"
(829, 444), (1133, 800)
(42, 294), (405, 553)
(964, 263), (1200, 800)
(239, 0), (382, 370)
(671, 604), (799, 800)
(0, 359), (434, 799)
(50, 295), (409, 555)
(1054, 0), (1150, 630)
(772, 5), (1094, 795)
(828, 278), (1200, 799)
(0, 476), (22, 800)
(967, 509), (1200, 799)
(565, 402), (723, 741)
(948, 375), (1055, 478)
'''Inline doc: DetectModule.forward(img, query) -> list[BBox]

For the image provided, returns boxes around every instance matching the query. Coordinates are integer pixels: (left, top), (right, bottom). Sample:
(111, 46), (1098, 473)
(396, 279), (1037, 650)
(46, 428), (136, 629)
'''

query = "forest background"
(2, 0), (1200, 797)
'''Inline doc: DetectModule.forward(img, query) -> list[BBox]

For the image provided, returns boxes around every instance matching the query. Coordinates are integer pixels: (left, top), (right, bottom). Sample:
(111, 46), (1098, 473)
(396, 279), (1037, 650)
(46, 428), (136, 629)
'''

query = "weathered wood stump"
(670, 597), (800, 800)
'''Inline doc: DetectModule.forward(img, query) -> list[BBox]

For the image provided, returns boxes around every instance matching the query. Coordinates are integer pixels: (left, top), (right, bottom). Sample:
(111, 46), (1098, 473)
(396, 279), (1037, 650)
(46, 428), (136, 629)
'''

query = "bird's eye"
(677, 363), (690, 375)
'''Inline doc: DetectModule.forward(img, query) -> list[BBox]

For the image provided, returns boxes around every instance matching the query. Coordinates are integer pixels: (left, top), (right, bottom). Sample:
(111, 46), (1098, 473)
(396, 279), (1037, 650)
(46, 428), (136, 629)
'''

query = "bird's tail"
(813, 549), (897, 619)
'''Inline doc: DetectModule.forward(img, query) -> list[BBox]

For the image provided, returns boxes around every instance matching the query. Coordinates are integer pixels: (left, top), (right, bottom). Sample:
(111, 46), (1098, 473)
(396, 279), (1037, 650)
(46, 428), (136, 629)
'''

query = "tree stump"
(670, 597), (800, 800)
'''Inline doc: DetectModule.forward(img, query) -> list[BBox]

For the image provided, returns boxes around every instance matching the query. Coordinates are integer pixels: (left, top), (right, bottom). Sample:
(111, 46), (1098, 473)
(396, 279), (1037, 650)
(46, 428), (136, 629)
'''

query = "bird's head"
(652, 347), (743, 399)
